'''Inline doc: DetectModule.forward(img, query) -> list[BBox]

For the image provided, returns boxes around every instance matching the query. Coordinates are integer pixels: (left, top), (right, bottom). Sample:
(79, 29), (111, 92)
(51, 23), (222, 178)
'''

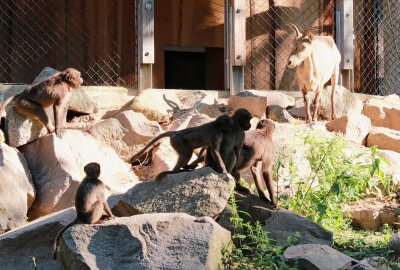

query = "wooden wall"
(0, 0), (136, 86)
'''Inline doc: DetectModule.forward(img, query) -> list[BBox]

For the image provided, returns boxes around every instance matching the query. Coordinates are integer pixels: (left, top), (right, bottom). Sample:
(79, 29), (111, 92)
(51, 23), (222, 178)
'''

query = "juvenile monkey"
(0, 68), (83, 138)
(233, 119), (277, 205)
(52, 162), (114, 259)
(130, 115), (234, 180)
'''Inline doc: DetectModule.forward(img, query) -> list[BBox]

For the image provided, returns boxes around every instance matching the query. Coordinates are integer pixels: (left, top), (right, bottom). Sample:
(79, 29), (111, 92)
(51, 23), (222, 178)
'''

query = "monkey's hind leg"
(14, 99), (55, 133)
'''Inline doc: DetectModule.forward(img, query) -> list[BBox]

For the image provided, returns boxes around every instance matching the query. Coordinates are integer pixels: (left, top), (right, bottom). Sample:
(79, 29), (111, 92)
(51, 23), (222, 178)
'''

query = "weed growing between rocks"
(334, 224), (400, 267)
(277, 131), (393, 230)
(222, 194), (296, 270)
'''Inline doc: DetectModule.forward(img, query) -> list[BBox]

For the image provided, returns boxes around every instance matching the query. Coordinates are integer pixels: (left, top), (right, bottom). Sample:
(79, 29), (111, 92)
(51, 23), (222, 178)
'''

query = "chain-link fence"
(0, 0), (136, 87)
(354, 0), (400, 95)
(244, 0), (335, 91)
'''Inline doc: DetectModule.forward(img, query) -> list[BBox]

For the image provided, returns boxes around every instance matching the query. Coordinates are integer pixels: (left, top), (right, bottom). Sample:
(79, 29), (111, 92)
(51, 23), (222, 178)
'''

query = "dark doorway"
(165, 50), (206, 89)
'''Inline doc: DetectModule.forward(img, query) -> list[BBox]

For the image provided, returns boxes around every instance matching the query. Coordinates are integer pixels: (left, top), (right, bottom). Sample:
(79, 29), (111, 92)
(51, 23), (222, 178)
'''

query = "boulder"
(130, 89), (181, 122)
(218, 192), (333, 247)
(0, 143), (35, 233)
(283, 244), (357, 270)
(389, 233), (400, 256)
(289, 98), (307, 119)
(266, 105), (295, 123)
(58, 213), (231, 270)
(110, 167), (235, 218)
(20, 130), (138, 220)
(325, 114), (371, 144)
(363, 94), (400, 131)
(238, 90), (296, 108)
(367, 127), (400, 153)
(264, 208), (333, 247)
(4, 105), (50, 147)
(345, 199), (399, 231)
(88, 111), (162, 161)
(350, 257), (391, 270)
(0, 208), (76, 270)
(228, 95), (268, 117)
(319, 85), (363, 120)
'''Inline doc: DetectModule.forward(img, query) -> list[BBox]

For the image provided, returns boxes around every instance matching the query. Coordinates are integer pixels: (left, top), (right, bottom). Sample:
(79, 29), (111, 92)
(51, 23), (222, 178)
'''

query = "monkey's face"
(234, 109), (252, 131)
(84, 162), (101, 178)
(256, 119), (275, 134)
(63, 68), (83, 88)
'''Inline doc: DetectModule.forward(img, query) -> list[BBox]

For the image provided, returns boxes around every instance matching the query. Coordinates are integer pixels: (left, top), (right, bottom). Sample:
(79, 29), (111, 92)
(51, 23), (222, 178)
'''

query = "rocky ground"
(0, 69), (399, 269)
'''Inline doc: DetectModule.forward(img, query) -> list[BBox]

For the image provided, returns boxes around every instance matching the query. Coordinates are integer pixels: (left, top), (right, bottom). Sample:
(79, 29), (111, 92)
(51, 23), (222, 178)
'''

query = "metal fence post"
(336, 0), (354, 91)
(229, 0), (246, 95)
(137, 0), (154, 92)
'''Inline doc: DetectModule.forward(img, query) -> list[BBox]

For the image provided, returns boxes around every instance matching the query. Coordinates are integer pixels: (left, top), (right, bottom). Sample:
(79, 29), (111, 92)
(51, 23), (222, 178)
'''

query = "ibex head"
(287, 24), (317, 69)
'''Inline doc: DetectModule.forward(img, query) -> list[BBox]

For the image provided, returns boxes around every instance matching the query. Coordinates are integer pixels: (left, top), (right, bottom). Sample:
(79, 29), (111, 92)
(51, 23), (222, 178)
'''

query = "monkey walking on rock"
(0, 68), (83, 138)
(52, 162), (114, 260)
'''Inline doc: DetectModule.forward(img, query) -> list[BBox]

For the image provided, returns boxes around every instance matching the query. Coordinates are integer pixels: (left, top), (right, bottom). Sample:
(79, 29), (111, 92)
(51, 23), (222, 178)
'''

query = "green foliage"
(223, 194), (295, 270)
(278, 131), (393, 230)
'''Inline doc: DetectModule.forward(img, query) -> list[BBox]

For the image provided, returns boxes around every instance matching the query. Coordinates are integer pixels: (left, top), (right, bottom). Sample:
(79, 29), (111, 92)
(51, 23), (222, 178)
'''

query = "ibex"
(287, 24), (341, 123)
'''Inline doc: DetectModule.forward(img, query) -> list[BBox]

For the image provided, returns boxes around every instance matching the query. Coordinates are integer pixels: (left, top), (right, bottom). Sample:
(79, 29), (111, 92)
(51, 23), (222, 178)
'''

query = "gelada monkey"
(199, 109), (252, 180)
(129, 115), (234, 180)
(0, 68), (83, 138)
(52, 162), (114, 259)
(233, 119), (277, 205)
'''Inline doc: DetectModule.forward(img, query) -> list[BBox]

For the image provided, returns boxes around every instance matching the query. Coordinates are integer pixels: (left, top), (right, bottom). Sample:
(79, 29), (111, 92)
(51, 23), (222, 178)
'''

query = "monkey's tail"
(0, 96), (14, 118)
(52, 218), (78, 260)
(129, 131), (175, 163)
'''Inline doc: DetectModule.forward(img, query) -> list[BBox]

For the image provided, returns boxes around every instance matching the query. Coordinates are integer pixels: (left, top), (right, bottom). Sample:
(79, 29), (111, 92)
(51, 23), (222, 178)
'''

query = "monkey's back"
(75, 178), (104, 222)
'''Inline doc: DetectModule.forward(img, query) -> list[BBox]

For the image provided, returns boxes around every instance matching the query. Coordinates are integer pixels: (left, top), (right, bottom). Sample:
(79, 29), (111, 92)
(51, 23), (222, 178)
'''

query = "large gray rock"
(0, 143), (35, 233)
(283, 244), (357, 270)
(0, 208), (75, 270)
(267, 104), (295, 123)
(58, 213), (231, 270)
(389, 233), (400, 256)
(218, 192), (333, 247)
(319, 85), (363, 120)
(88, 111), (162, 161)
(265, 208), (333, 246)
(110, 167), (235, 218)
(20, 130), (138, 220)
(350, 257), (390, 270)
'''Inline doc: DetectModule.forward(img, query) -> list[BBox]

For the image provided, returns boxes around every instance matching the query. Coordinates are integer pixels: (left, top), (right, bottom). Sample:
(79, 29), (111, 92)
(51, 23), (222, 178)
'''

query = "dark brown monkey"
(52, 162), (114, 259)
(207, 109), (252, 171)
(188, 109), (252, 190)
(233, 119), (277, 205)
(129, 115), (234, 180)
(0, 68), (83, 138)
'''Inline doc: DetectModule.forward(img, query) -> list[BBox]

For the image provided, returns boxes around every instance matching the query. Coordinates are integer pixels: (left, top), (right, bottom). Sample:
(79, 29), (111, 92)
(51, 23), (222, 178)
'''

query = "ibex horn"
(289, 23), (302, 38)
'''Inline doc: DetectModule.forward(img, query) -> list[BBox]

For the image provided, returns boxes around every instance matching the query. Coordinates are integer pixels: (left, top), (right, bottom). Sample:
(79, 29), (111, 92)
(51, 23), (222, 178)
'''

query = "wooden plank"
(232, 0), (246, 66)
(139, 0), (154, 64)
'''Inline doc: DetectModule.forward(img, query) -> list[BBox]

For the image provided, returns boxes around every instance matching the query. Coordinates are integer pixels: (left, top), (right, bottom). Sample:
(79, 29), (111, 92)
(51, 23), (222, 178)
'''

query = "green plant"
(222, 194), (296, 270)
(278, 131), (392, 230)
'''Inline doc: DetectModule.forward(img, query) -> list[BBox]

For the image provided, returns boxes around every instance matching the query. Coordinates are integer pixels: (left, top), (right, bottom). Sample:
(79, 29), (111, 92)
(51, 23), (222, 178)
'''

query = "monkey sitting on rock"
(52, 162), (114, 260)
(0, 68), (83, 138)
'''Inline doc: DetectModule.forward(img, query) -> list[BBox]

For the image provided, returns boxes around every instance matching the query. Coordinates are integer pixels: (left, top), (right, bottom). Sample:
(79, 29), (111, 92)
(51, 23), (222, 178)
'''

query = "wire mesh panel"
(244, 0), (334, 91)
(354, 0), (400, 95)
(0, 0), (136, 87)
